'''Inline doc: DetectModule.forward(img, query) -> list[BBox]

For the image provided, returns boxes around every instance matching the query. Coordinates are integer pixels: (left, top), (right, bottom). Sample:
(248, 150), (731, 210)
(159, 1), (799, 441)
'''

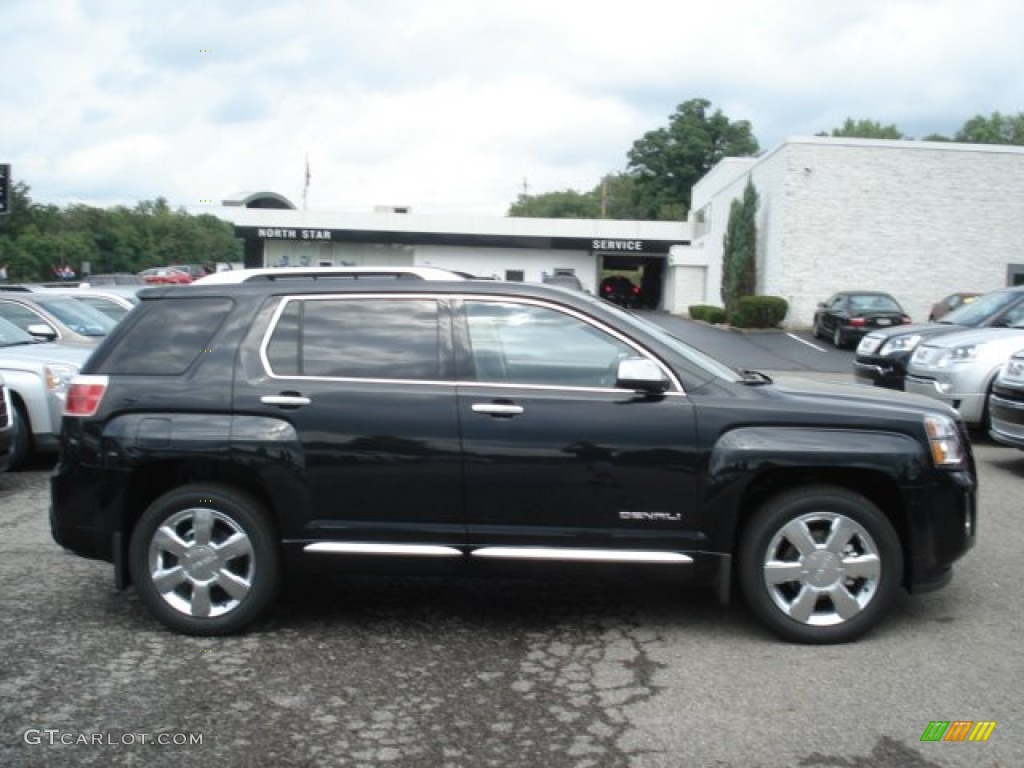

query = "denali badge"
(619, 511), (682, 522)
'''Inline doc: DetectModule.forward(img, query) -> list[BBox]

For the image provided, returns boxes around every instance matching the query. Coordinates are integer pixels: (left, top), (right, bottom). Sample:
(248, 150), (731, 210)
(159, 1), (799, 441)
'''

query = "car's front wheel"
(738, 486), (902, 644)
(129, 484), (280, 635)
(8, 400), (33, 471)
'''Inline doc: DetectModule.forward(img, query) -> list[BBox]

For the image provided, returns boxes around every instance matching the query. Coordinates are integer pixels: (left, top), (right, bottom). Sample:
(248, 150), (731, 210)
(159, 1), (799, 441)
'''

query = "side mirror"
(616, 357), (669, 394)
(26, 323), (58, 341)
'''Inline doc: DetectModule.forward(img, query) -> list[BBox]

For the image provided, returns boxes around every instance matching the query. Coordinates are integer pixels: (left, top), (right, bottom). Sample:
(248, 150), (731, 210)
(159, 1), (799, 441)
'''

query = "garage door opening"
(598, 254), (666, 309)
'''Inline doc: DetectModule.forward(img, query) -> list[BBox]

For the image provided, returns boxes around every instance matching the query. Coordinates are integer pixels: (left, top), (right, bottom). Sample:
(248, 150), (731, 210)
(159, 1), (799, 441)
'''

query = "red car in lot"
(138, 268), (193, 285)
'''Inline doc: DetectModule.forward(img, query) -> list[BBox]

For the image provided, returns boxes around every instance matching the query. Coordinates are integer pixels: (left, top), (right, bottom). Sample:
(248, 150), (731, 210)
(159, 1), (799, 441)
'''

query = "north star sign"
(592, 239), (644, 251)
(257, 228), (333, 240)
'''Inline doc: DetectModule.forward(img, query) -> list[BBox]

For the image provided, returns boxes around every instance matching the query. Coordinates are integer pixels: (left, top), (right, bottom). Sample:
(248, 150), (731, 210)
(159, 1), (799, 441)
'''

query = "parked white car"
(0, 317), (92, 468)
(904, 326), (1024, 429)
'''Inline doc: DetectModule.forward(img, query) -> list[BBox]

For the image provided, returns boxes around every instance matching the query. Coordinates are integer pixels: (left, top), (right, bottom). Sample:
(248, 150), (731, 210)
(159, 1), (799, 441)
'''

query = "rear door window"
(264, 297), (442, 381)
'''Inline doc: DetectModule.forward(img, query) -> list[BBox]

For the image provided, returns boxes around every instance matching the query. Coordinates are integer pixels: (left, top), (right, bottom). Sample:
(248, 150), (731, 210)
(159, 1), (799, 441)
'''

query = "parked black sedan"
(854, 285), (1024, 390)
(812, 291), (911, 349)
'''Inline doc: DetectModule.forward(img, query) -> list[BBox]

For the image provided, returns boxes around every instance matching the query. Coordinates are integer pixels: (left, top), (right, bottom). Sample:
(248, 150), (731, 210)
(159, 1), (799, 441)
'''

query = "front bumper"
(903, 468), (977, 593)
(853, 359), (906, 389)
(989, 392), (1024, 448)
(904, 375), (987, 425)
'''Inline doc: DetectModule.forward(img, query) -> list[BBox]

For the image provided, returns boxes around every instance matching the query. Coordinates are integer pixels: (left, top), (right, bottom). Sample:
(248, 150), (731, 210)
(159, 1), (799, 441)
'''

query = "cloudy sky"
(4, 0), (1022, 216)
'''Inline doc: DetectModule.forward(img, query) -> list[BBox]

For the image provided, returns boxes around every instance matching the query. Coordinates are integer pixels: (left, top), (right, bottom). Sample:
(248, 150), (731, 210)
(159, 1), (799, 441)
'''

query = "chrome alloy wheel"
(761, 512), (881, 627)
(148, 507), (255, 618)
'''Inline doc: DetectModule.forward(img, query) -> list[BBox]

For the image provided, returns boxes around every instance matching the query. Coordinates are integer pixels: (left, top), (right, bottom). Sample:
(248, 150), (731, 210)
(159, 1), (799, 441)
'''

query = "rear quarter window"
(93, 298), (234, 375)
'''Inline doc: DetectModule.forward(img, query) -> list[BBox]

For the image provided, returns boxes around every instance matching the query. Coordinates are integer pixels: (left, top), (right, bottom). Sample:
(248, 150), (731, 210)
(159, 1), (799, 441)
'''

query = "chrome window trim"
(258, 291), (685, 394)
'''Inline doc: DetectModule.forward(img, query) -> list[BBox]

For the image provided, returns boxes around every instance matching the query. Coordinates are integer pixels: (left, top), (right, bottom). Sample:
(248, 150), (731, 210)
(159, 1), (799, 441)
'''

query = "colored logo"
(920, 721), (996, 742)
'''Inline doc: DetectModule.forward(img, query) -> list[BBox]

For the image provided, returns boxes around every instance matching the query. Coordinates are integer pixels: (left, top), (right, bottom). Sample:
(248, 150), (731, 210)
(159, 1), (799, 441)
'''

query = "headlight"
(937, 345), (977, 367)
(45, 364), (79, 400)
(924, 413), (965, 467)
(879, 334), (921, 356)
(1002, 356), (1024, 383)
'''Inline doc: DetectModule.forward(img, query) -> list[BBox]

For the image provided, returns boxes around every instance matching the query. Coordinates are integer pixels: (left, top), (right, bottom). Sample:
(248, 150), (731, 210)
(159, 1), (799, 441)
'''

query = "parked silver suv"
(905, 326), (1024, 429)
(0, 317), (91, 468)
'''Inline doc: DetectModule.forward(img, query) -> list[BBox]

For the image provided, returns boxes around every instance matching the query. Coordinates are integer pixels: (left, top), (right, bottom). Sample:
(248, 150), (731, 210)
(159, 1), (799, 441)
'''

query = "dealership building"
(219, 137), (1024, 327)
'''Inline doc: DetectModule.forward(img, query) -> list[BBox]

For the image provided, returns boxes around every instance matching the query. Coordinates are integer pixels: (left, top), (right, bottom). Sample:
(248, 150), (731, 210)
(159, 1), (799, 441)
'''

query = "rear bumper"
(50, 460), (118, 563)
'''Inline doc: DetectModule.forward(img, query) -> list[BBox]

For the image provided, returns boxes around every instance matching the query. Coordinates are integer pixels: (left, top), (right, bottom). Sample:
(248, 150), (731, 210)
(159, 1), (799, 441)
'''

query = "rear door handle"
(471, 403), (524, 417)
(261, 394), (311, 407)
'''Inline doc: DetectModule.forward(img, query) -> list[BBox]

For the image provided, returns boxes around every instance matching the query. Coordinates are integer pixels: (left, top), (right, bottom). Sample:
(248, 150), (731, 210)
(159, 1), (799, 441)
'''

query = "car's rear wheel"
(738, 485), (902, 644)
(832, 325), (845, 348)
(129, 484), (280, 635)
(812, 317), (825, 339)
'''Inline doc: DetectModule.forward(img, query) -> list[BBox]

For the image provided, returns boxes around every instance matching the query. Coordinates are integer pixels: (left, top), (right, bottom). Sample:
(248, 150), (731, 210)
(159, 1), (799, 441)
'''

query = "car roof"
(836, 291), (898, 297)
(140, 278), (593, 305)
(36, 287), (139, 306)
(191, 266), (468, 285)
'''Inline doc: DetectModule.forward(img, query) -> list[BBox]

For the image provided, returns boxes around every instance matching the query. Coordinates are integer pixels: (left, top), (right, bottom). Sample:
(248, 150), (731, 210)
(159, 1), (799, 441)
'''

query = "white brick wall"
(691, 137), (1024, 327)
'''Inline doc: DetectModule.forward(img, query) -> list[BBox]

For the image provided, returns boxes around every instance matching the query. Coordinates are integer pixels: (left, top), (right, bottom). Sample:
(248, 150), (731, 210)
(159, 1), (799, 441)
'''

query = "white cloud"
(3, 0), (1023, 215)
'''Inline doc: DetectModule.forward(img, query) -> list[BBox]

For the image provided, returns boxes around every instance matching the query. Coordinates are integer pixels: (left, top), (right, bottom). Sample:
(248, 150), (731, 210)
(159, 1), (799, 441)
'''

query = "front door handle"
(471, 403), (524, 417)
(261, 394), (311, 408)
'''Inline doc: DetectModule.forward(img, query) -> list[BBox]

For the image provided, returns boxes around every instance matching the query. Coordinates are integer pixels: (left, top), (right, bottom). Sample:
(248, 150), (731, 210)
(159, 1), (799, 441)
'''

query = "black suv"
(51, 280), (977, 643)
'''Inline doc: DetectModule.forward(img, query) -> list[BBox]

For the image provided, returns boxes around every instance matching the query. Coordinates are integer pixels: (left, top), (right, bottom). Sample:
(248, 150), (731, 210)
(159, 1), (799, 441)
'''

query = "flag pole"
(303, 154), (310, 211)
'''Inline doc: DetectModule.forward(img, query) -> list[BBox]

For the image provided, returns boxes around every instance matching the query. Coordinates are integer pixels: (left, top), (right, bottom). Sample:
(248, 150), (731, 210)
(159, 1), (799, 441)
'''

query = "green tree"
(508, 188), (600, 218)
(0, 178), (240, 279)
(818, 118), (905, 139)
(626, 98), (759, 220)
(720, 177), (758, 311)
(508, 174), (647, 220)
(954, 111), (1024, 145)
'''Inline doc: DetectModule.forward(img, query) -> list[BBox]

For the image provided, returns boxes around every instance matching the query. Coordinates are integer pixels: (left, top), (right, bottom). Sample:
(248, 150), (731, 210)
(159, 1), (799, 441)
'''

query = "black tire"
(812, 317), (824, 340)
(832, 325), (845, 349)
(8, 400), (33, 471)
(129, 483), (280, 636)
(738, 485), (903, 644)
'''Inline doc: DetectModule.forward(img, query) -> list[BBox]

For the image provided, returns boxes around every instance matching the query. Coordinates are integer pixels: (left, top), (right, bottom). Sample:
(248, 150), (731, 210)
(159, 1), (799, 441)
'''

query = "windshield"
(34, 297), (117, 336)
(0, 316), (37, 345)
(941, 290), (1021, 326)
(848, 294), (902, 312)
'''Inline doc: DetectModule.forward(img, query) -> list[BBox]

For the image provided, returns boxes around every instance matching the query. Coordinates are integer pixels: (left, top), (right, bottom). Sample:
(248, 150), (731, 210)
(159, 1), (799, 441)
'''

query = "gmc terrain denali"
(50, 280), (977, 643)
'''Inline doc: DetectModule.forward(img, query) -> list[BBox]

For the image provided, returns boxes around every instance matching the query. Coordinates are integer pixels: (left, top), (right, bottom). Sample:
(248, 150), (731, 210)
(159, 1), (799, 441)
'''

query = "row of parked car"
(814, 286), (1024, 448)
(0, 281), (142, 470)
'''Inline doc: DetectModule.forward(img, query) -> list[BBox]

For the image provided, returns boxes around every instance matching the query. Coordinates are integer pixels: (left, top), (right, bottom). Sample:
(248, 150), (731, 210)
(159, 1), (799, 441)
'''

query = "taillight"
(850, 318), (866, 327)
(602, 285), (612, 293)
(65, 375), (109, 417)
(631, 286), (640, 295)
